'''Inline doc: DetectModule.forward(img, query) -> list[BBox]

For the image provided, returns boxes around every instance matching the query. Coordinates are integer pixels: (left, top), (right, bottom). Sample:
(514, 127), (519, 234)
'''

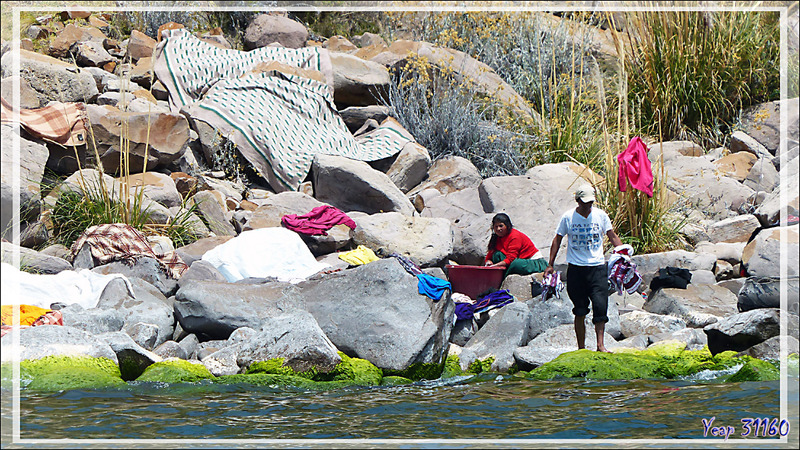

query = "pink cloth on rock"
(281, 205), (357, 236)
(617, 136), (654, 197)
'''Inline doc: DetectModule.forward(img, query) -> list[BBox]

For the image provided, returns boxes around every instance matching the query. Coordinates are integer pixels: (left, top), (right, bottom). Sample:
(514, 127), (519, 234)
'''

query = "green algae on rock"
(246, 358), (319, 380)
(320, 352), (383, 385)
(727, 358), (780, 382)
(135, 358), (214, 383)
(14, 356), (125, 391)
(440, 354), (463, 379)
(380, 375), (414, 386)
(467, 357), (495, 374)
(212, 373), (355, 390)
(527, 345), (775, 381)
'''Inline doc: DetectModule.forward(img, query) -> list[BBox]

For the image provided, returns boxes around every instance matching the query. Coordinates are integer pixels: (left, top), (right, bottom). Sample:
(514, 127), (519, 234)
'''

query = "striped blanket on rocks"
(1, 97), (87, 147)
(69, 223), (188, 279)
(153, 28), (413, 193)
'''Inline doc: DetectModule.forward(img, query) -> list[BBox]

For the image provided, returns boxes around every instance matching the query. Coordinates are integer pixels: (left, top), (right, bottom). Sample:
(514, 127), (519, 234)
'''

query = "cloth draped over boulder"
(337, 245), (380, 266)
(70, 223), (188, 279)
(1, 97), (87, 147)
(201, 227), (330, 283)
(153, 28), (413, 193)
(281, 205), (356, 236)
(617, 136), (654, 197)
(0, 262), (135, 311)
(1, 304), (63, 337)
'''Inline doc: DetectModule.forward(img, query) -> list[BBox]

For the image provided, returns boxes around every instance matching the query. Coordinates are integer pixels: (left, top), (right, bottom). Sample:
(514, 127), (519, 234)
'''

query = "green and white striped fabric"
(153, 29), (412, 192)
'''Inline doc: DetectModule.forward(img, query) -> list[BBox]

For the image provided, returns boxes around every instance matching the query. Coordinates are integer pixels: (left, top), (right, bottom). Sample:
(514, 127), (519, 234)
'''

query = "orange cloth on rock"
(1, 304), (51, 327)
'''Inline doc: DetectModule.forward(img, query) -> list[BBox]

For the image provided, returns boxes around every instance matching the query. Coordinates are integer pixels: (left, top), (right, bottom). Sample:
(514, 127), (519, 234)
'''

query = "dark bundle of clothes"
(454, 289), (514, 321)
(649, 266), (692, 292)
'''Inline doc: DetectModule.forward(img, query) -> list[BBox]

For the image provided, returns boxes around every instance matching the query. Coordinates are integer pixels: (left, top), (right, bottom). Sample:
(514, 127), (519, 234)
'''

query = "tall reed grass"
(622, 9), (780, 148)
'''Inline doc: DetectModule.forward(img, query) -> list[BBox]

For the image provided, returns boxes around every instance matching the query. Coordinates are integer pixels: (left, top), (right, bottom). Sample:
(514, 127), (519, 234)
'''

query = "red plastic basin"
(445, 265), (505, 300)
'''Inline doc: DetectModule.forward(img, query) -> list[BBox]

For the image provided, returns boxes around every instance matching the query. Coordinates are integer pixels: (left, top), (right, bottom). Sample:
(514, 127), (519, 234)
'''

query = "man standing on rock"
(544, 184), (623, 353)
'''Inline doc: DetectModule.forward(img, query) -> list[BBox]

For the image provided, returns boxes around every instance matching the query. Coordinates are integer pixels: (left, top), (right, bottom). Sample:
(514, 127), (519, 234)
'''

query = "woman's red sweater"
(485, 228), (539, 265)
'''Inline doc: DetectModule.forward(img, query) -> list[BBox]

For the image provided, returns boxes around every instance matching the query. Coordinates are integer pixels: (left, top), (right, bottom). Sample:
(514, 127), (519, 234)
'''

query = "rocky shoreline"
(1, 10), (798, 391)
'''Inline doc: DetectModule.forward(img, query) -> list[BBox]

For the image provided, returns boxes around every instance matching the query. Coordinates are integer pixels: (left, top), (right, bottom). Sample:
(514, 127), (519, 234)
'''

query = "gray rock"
(704, 308), (781, 355)
(96, 277), (175, 348)
(754, 160), (799, 225)
(730, 130), (774, 160)
(513, 324), (621, 368)
(742, 224), (799, 278)
(128, 322), (160, 351)
(313, 154), (415, 216)
(202, 346), (241, 376)
(72, 39), (115, 67)
(1, 49), (98, 105)
(690, 269), (718, 286)
(236, 310), (341, 373)
(737, 335), (798, 360)
(153, 340), (188, 360)
(60, 304), (125, 334)
(1, 325), (117, 364)
(644, 285), (738, 328)
(707, 215), (761, 243)
(449, 319), (476, 346)
(738, 98), (799, 157)
(409, 156), (483, 199)
(330, 51), (390, 106)
(351, 212), (454, 267)
(294, 258), (454, 372)
(737, 276), (800, 316)
(177, 260), (228, 288)
(243, 14), (309, 50)
(461, 302), (531, 372)
(339, 105), (391, 134)
(451, 213), (494, 265)
(619, 310), (687, 338)
(92, 256), (178, 297)
(1, 75), (41, 109)
(693, 241), (746, 265)
(125, 172), (183, 208)
(1, 242), (73, 274)
(173, 280), (297, 340)
(513, 346), (571, 371)
(1, 124), (48, 236)
(189, 190), (237, 236)
(525, 296), (574, 341)
(614, 334), (650, 350)
(743, 157), (780, 193)
(177, 333), (199, 359)
(649, 328), (708, 351)
(97, 330), (161, 380)
(386, 142), (432, 193)
(501, 274), (534, 302)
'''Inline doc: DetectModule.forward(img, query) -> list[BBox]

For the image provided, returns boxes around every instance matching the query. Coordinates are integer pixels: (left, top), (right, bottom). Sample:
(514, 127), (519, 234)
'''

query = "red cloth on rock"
(484, 228), (539, 266)
(281, 205), (357, 236)
(617, 136), (654, 197)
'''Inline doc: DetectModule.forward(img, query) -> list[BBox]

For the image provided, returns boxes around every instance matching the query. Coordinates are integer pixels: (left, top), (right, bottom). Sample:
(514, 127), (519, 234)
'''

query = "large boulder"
(643, 285), (739, 328)
(173, 280), (297, 340)
(754, 158), (799, 225)
(126, 29), (156, 61)
(97, 330), (161, 380)
(632, 250), (717, 290)
(351, 212), (454, 267)
(459, 302), (531, 372)
(188, 190), (236, 236)
(174, 236), (234, 266)
(48, 23), (106, 58)
(408, 156), (483, 199)
(707, 215), (760, 243)
(291, 258), (455, 372)
(1, 325), (117, 364)
(95, 277), (175, 348)
(329, 52), (390, 106)
(1, 242), (73, 274)
(737, 276), (800, 316)
(59, 303), (125, 335)
(243, 14), (309, 50)
(704, 308), (782, 355)
(0, 125), (48, 236)
(525, 296), (575, 340)
(386, 142), (432, 193)
(741, 224), (799, 277)
(92, 256), (178, 297)
(122, 172), (183, 208)
(1, 49), (99, 106)
(513, 324), (621, 369)
(235, 310), (342, 373)
(84, 104), (190, 172)
(738, 98), (799, 158)
(312, 154), (415, 216)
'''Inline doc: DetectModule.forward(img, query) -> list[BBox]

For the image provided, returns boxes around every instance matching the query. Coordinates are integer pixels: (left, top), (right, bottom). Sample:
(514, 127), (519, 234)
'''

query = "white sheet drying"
(1, 262), (135, 309)
(201, 227), (330, 284)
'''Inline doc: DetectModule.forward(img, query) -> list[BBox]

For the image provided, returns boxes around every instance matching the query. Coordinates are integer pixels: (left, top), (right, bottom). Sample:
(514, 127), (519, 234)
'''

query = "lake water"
(2, 372), (798, 448)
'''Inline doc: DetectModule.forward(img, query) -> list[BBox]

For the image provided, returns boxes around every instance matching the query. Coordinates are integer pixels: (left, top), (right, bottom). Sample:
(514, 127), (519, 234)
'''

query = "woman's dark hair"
(488, 213), (513, 252)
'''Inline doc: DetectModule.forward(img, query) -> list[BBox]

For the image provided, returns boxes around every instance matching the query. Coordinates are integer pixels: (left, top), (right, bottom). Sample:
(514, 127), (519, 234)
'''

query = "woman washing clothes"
(484, 213), (548, 276)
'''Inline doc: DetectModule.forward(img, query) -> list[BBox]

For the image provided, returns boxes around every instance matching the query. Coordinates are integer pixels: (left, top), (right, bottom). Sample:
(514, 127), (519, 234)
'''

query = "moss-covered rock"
(380, 376), (413, 386)
(136, 359), (214, 384)
(527, 347), (769, 381)
(440, 354), (463, 379)
(246, 358), (318, 380)
(315, 352), (383, 385)
(727, 358), (780, 382)
(467, 357), (495, 374)
(383, 360), (445, 381)
(14, 356), (125, 391)
(788, 353), (799, 377)
(212, 373), (353, 390)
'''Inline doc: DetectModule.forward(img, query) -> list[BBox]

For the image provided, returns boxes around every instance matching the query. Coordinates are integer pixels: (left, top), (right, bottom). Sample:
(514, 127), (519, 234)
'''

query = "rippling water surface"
(2, 373), (797, 448)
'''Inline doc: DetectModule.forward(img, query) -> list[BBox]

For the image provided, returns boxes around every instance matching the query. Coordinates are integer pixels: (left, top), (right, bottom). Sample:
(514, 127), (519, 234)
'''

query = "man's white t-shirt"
(555, 208), (613, 266)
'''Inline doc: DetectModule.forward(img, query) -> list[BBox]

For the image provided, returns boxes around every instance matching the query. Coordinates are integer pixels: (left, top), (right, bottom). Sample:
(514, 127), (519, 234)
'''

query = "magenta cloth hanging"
(617, 136), (654, 197)
(281, 205), (357, 236)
